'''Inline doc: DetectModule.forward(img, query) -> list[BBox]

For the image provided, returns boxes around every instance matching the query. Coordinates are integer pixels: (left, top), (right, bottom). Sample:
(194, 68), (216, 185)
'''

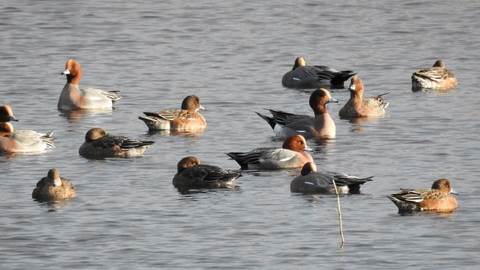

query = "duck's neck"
(313, 105), (328, 116)
(66, 71), (81, 85)
(0, 122), (14, 134)
(350, 90), (363, 103)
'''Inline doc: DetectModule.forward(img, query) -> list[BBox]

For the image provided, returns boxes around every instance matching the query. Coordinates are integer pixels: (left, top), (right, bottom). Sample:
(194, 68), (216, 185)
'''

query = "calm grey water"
(1, 0), (480, 269)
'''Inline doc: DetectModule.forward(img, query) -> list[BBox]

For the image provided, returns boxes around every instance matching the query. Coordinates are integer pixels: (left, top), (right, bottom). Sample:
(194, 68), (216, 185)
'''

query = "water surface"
(1, 1), (480, 269)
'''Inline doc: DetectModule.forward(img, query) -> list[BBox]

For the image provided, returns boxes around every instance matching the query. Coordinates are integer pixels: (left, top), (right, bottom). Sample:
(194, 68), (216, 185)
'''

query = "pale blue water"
(1, 1), (480, 269)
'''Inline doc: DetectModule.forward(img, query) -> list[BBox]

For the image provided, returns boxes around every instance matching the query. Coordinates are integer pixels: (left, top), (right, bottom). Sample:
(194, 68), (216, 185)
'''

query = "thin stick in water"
(332, 179), (345, 247)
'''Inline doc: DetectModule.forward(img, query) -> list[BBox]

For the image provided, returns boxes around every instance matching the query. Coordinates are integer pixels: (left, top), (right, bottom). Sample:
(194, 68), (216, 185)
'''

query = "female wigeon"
(79, 128), (154, 158)
(0, 105), (18, 122)
(411, 60), (457, 90)
(32, 169), (76, 201)
(138, 95), (206, 131)
(387, 178), (458, 213)
(290, 162), (373, 194)
(339, 76), (389, 118)
(0, 122), (54, 153)
(58, 59), (122, 110)
(226, 135), (313, 170)
(256, 88), (337, 139)
(282, 57), (356, 89)
(173, 156), (242, 189)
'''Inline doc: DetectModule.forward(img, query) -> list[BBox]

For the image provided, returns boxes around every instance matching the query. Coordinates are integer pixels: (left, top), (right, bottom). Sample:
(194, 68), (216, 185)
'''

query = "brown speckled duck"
(32, 169), (76, 201)
(387, 178), (458, 213)
(411, 60), (457, 90)
(138, 95), (206, 132)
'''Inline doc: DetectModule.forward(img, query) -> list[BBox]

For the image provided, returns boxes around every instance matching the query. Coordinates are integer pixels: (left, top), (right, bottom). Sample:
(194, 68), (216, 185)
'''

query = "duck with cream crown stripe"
(58, 59), (122, 110)
(226, 135), (313, 170)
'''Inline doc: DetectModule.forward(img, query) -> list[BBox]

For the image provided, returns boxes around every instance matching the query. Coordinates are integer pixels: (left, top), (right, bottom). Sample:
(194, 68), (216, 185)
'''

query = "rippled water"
(1, 0), (480, 269)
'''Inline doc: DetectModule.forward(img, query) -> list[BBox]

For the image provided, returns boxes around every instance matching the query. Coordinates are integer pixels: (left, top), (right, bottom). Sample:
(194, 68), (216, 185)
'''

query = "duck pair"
(59, 59), (207, 133)
(292, 162), (458, 214)
(76, 95), (209, 157)
(32, 157), (241, 201)
(0, 105), (154, 157)
(257, 76), (389, 139)
(282, 57), (457, 91)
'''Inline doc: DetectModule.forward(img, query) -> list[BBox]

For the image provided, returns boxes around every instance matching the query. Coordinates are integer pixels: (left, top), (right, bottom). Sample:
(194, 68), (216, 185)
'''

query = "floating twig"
(332, 179), (345, 248)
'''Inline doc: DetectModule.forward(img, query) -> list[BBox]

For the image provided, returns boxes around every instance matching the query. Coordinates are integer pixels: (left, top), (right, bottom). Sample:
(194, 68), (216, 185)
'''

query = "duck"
(0, 122), (54, 153)
(79, 128), (154, 157)
(290, 162), (373, 194)
(138, 95), (206, 131)
(0, 105), (18, 122)
(256, 88), (337, 139)
(32, 169), (76, 201)
(58, 59), (122, 110)
(411, 60), (457, 90)
(0, 105), (54, 153)
(387, 178), (458, 213)
(172, 156), (241, 189)
(282, 57), (356, 89)
(226, 135), (313, 170)
(338, 75), (389, 118)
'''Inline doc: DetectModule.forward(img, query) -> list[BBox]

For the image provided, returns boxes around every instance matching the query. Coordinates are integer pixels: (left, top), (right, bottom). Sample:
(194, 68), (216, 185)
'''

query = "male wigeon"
(387, 178), (458, 213)
(0, 122), (54, 153)
(339, 75), (389, 118)
(32, 169), (76, 201)
(173, 156), (242, 189)
(290, 162), (373, 194)
(0, 105), (18, 122)
(79, 128), (154, 157)
(58, 59), (122, 110)
(256, 88), (337, 139)
(282, 57), (356, 89)
(226, 135), (313, 170)
(411, 60), (457, 90)
(138, 95), (206, 131)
